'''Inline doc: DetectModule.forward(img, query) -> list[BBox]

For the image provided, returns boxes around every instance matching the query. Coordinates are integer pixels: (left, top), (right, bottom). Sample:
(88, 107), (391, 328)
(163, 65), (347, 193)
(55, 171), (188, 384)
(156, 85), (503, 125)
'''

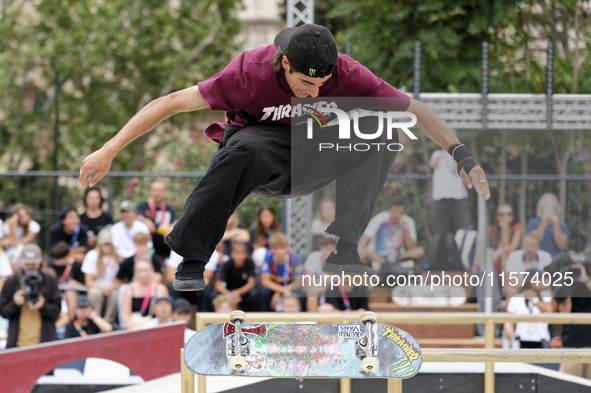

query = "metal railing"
(181, 312), (591, 393)
(1, 171), (590, 257)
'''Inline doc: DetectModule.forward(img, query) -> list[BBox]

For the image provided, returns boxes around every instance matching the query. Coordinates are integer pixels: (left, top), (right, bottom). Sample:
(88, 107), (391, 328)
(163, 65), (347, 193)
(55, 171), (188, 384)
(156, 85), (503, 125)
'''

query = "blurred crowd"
(0, 174), (590, 379)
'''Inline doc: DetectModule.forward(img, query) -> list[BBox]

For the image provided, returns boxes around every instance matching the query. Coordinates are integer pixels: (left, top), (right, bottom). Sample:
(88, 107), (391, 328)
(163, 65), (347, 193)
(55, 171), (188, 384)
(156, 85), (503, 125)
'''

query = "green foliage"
(317, 0), (591, 95)
(0, 0), (242, 171)
(323, 0), (518, 93)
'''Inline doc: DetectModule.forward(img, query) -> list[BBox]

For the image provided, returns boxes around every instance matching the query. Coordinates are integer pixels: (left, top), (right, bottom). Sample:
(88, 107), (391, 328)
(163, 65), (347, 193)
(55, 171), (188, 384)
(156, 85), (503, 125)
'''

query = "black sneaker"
(173, 259), (206, 291)
(322, 249), (375, 276)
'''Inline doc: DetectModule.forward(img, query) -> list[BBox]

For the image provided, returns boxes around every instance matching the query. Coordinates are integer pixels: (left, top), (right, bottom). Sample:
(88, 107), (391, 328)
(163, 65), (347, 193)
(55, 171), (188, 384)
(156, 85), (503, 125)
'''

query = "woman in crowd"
(79, 187), (113, 249)
(249, 205), (280, 251)
(488, 204), (522, 274)
(1, 203), (41, 264)
(82, 228), (122, 322)
(120, 259), (168, 330)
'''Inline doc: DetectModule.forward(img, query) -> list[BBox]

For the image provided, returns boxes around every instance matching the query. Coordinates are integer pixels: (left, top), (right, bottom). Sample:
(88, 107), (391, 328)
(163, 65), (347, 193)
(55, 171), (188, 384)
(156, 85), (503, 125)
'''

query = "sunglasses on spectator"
(497, 212), (513, 216)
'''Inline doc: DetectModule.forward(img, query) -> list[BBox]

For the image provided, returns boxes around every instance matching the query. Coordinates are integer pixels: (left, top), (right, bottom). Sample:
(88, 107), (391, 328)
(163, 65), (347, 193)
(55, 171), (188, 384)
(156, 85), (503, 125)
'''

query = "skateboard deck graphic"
(184, 322), (422, 378)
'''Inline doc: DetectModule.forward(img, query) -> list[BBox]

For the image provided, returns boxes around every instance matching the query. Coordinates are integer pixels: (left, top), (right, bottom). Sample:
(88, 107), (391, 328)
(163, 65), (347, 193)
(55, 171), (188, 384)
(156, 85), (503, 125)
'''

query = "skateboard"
(184, 311), (422, 378)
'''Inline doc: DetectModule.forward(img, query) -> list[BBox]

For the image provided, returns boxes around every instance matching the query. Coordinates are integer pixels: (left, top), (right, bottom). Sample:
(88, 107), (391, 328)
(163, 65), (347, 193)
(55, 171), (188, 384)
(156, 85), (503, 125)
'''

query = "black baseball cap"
(274, 24), (338, 78)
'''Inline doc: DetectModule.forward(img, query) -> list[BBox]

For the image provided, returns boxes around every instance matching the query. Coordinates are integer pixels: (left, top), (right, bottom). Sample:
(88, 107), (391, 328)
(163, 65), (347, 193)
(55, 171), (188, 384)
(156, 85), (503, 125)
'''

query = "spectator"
(80, 187), (114, 249)
(556, 261), (591, 379)
(280, 296), (301, 313)
(0, 229), (12, 292)
(503, 235), (552, 296)
(0, 243), (61, 348)
(325, 284), (369, 312)
(429, 143), (471, 236)
(1, 203), (41, 264)
(65, 295), (113, 338)
(212, 294), (238, 313)
(260, 233), (304, 311)
(48, 207), (89, 263)
(120, 259), (168, 330)
(304, 237), (336, 312)
(116, 232), (164, 284)
(47, 241), (86, 319)
(310, 199), (335, 249)
(171, 297), (196, 343)
(222, 213), (250, 257)
(111, 201), (151, 259)
(214, 242), (257, 311)
(82, 228), (122, 322)
(141, 296), (174, 329)
(503, 269), (555, 349)
(249, 205), (279, 254)
(136, 181), (178, 259)
(527, 193), (568, 257)
(358, 198), (425, 273)
(489, 204), (522, 274)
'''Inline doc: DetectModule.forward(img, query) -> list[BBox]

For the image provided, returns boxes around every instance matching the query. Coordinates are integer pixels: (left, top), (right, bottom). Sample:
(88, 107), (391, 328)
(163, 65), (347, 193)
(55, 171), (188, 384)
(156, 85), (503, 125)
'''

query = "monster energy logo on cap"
(274, 24), (337, 78)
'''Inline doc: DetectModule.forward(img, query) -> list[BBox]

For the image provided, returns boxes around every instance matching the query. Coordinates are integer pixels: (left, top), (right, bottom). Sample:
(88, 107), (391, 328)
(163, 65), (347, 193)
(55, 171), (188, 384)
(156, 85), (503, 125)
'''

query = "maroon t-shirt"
(198, 45), (410, 143)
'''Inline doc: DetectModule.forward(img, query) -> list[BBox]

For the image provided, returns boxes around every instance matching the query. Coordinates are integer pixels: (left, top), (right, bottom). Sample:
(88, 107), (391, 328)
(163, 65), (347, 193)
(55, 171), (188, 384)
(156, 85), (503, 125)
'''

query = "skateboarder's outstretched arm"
(79, 85), (210, 187)
(406, 98), (490, 200)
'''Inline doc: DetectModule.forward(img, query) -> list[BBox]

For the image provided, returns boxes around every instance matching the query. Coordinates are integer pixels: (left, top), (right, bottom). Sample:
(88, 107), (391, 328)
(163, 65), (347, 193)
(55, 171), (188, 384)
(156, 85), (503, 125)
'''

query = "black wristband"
(447, 143), (479, 175)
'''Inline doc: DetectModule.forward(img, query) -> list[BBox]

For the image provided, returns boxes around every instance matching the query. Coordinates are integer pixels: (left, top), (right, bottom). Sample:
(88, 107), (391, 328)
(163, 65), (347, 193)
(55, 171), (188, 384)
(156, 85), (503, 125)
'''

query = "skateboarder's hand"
(459, 165), (490, 200)
(79, 148), (115, 188)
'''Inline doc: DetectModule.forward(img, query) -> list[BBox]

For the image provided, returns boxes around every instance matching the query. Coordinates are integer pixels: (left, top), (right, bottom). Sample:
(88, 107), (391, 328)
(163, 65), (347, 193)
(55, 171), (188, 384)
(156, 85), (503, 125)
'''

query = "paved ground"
(101, 374), (272, 393)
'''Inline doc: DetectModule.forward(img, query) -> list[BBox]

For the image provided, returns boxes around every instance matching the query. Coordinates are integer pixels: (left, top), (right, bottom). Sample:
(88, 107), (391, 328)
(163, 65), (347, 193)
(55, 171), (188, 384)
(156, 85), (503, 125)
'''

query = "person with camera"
(503, 268), (555, 349)
(0, 243), (61, 348)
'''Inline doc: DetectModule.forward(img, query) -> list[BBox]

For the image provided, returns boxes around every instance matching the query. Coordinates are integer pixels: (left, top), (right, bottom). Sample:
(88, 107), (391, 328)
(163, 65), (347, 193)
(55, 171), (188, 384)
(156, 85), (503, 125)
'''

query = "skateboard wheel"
(361, 357), (378, 372)
(360, 311), (377, 324)
(230, 355), (247, 370)
(229, 310), (246, 324)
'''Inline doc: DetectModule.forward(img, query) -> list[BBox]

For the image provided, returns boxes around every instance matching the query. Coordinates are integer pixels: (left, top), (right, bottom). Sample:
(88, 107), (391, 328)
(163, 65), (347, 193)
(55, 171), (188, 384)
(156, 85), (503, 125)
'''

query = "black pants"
(432, 198), (471, 236)
(166, 117), (398, 262)
(519, 340), (544, 349)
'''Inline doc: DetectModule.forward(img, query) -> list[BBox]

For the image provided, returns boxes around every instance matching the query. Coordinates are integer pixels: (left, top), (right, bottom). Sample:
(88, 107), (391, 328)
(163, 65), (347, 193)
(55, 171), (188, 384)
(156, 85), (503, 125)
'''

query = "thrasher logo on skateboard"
(223, 322), (267, 338)
(381, 326), (420, 362)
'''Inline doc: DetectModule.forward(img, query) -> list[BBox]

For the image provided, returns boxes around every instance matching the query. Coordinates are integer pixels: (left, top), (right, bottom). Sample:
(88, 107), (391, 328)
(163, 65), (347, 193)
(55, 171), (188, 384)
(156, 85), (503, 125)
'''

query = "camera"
(544, 253), (591, 299)
(23, 269), (43, 304)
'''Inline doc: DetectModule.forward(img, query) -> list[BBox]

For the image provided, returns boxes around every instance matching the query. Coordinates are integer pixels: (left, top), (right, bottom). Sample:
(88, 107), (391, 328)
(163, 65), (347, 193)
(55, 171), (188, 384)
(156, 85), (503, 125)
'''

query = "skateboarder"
(80, 24), (490, 292)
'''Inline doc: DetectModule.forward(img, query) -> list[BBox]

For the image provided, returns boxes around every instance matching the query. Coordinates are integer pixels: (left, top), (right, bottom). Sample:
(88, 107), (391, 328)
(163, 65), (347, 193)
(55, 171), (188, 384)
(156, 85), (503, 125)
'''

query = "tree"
(0, 0), (242, 172)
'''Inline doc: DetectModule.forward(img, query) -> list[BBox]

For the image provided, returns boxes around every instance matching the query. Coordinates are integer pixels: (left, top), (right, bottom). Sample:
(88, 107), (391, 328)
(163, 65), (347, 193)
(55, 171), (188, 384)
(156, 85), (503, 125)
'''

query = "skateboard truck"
(356, 311), (378, 372)
(228, 310), (249, 370)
